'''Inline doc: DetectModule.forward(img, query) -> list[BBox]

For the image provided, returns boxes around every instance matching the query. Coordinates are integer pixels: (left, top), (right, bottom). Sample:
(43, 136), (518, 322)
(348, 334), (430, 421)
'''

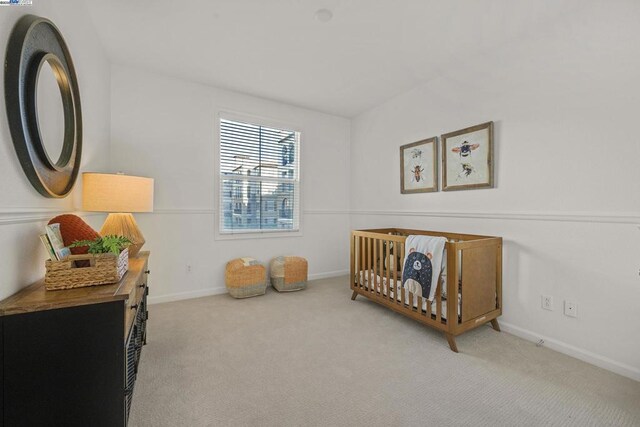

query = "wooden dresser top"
(0, 252), (150, 317)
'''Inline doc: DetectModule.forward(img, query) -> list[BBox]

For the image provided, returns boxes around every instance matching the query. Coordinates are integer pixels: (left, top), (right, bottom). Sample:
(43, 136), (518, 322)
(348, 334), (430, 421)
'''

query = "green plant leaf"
(70, 235), (132, 255)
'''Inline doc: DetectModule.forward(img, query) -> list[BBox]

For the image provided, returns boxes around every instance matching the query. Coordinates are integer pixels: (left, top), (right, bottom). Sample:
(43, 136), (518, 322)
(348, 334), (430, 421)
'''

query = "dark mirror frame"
(4, 14), (82, 198)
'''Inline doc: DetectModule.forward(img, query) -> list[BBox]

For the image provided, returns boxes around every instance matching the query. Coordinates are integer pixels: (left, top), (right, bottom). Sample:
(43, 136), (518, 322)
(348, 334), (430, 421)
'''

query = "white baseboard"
(148, 270), (349, 305)
(148, 286), (227, 305)
(308, 269), (349, 280)
(500, 321), (640, 382)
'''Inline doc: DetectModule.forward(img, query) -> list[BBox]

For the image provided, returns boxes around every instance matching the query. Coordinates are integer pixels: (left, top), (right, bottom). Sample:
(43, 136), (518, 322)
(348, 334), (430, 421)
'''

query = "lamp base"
(100, 213), (145, 257)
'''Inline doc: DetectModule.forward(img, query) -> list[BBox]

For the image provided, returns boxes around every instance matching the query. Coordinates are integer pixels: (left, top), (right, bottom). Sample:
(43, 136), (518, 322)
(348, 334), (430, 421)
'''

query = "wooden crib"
(350, 228), (502, 352)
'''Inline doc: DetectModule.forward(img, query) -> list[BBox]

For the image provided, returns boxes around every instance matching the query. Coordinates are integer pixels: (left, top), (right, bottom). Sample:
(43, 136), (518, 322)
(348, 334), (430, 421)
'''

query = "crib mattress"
(357, 270), (460, 319)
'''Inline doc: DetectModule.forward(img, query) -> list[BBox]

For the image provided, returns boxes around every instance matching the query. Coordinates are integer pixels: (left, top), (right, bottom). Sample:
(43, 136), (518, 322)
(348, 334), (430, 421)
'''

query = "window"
(219, 117), (300, 234)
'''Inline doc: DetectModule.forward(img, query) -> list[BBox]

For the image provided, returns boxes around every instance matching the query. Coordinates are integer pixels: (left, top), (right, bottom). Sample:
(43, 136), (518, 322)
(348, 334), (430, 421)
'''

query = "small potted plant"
(44, 235), (132, 291)
(70, 235), (132, 255)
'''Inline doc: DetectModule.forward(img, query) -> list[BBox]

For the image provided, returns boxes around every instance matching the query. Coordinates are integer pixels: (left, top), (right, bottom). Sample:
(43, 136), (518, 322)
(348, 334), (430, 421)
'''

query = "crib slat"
(370, 237), (375, 295)
(386, 240), (393, 302)
(371, 237), (376, 294)
(370, 238), (375, 295)
(353, 235), (358, 289)
(361, 237), (367, 290)
(436, 282), (442, 322)
(374, 239), (384, 295)
(373, 237), (379, 296)
(392, 241), (398, 303)
(356, 236), (360, 289)
(427, 293), (432, 317)
(359, 237), (366, 290)
(398, 242), (405, 306)
(368, 237), (371, 292)
(378, 239), (384, 297)
(350, 234), (354, 289)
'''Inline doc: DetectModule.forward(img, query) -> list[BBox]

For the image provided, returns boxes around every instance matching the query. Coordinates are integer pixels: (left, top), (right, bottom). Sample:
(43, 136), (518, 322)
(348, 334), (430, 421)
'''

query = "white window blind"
(219, 117), (300, 234)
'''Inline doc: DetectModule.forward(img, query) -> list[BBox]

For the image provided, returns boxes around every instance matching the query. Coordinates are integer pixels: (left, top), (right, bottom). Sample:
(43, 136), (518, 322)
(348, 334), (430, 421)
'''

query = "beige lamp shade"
(82, 173), (154, 213)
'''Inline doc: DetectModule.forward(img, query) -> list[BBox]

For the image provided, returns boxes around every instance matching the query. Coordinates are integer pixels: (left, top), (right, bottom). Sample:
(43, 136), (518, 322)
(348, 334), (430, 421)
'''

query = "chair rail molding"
(0, 208), (100, 226)
(149, 208), (638, 224)
(350, 209), (640, 225)
(152, 208), (350, 215)
(152, 208), (215, 215)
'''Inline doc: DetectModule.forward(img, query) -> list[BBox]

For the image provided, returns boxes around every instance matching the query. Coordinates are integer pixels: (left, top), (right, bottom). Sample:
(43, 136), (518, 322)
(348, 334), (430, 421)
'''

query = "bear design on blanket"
(402, 249), (433, 298)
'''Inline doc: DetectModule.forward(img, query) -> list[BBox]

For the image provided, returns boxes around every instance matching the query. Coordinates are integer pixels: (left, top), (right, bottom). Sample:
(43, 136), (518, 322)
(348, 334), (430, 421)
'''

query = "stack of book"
(40, 223), (72, 261)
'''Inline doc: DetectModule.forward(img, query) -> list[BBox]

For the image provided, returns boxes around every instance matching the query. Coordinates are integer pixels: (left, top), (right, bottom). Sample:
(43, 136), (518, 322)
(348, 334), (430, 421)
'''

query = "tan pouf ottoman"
(225, 258), (266, 298)
(269, 256), (308, 292)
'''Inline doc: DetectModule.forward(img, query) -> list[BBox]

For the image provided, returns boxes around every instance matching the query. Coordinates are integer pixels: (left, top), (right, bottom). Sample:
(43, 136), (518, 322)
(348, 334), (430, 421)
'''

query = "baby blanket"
(401, 235), (447, 301)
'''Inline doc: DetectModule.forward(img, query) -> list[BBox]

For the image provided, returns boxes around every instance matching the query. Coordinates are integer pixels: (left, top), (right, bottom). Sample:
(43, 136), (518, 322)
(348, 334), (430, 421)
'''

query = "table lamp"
(82, 172), (154, 257)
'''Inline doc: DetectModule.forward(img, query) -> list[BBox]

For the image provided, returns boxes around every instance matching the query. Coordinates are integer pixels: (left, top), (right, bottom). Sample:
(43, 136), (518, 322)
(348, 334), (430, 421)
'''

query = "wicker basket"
(270, 256), (307, 292)
(45, 249), (129, 290)
(225, 258), (266, 298)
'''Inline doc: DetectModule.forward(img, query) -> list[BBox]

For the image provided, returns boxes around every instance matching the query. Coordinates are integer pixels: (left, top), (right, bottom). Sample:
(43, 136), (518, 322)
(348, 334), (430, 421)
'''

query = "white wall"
(0, 2), (110, 299)
(350, 2), (640, 380)
(110, 65), (351, 303)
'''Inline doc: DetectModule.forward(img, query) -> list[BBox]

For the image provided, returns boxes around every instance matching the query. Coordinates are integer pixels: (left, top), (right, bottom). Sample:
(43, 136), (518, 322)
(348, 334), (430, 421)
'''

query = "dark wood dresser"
(0, 251), (150, 427)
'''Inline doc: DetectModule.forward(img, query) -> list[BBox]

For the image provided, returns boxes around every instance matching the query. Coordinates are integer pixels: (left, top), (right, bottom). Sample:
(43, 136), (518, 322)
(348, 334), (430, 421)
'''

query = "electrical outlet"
(541, 295), (554, 311)
(186, 264), (192, 273)
(564, 301), (578, 318)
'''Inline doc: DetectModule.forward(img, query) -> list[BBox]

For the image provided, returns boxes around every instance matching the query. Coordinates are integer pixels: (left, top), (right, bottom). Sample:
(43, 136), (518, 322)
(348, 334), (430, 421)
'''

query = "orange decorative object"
(48, 214), (100, 255)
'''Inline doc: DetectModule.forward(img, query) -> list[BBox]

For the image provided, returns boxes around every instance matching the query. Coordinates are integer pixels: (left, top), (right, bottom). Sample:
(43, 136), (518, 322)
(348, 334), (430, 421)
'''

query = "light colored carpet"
(129, 276), (640, 427)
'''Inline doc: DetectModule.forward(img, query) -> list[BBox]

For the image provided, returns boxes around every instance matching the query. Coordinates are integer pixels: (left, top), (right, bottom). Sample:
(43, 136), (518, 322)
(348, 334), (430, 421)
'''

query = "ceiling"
(85, 0), (587, 117)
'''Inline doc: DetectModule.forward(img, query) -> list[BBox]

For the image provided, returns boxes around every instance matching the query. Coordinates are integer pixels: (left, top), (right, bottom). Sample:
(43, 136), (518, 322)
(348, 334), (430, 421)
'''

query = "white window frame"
(214, 111), (303, 240)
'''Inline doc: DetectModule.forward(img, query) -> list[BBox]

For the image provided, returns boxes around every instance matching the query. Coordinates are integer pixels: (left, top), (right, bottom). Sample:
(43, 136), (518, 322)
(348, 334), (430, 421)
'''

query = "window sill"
(214, 229), (303, 241)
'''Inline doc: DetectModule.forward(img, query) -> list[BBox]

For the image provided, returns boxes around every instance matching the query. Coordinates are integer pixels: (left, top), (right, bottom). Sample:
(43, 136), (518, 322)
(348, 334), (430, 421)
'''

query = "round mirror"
(36, 59), (66, 166)
(5, 15), (83, 198)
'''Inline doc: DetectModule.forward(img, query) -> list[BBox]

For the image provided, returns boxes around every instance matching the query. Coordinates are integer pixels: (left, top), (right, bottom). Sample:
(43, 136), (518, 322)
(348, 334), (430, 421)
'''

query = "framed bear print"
(442, 121), (494, 191)
(400, 137), (438, 194)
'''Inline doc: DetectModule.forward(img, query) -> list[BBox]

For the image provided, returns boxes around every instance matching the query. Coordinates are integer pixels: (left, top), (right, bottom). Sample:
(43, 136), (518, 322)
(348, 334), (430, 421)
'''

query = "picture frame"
(441, 121), (494, 191)
(400, 137), (438, 194)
